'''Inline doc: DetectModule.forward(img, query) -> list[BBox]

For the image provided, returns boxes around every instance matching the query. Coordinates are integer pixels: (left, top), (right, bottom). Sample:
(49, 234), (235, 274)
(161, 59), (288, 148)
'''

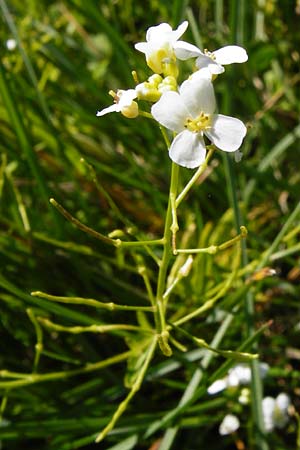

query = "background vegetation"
(0, 0), (300, 449)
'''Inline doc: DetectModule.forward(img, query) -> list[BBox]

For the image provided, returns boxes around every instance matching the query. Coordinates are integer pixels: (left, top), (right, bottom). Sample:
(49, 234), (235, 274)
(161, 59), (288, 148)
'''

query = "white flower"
(96, 89), (138, 119)
(208, 363), (269, 395)
(6, 39), (17, 51)
(262, 393), (291, 432)
(135, 21), (193, 74)
(151, 76), (247, 168)
(219, 414), (240, 435)
(175, 42), (248, 75)
(207, 378), (228, 395)
(196, 46), (248, 75)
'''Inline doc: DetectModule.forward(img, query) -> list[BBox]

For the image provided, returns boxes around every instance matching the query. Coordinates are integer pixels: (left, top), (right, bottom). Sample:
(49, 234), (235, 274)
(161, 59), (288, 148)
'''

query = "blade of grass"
(0, 273), (104, 326)
(244, 123), (300, 204)
(0, 60), (61, 231)
(0, 0), (62, 147)
(225, 3), (269, 449)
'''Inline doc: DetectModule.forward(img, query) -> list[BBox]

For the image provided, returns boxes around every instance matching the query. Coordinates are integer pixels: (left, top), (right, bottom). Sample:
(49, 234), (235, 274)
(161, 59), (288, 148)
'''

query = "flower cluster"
(210, 364), (292, 436)
(208, 362), (269, 395)
(262, 393), (291, 432)
(218, 393), (291, 436)
(97, 21), (248, 169)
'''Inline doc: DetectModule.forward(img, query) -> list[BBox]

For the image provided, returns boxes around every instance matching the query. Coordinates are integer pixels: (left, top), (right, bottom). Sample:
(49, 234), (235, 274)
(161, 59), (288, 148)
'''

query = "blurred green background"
(1, 0), (300, 449)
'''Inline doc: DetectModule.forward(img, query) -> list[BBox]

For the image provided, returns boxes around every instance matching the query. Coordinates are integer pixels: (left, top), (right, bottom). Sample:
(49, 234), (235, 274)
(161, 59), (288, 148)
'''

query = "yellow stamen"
(184, 112), (211, 133)
(109, 90), (118, 103)
(204, 49), (216, 60)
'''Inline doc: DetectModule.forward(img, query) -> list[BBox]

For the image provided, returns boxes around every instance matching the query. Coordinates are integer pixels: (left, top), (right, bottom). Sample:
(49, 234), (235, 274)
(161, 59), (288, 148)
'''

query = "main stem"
(155, 162), (179, 356)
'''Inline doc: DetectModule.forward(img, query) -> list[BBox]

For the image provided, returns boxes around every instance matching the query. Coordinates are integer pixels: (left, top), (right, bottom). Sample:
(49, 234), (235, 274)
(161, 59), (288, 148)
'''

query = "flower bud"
(121, 101), (139, 118)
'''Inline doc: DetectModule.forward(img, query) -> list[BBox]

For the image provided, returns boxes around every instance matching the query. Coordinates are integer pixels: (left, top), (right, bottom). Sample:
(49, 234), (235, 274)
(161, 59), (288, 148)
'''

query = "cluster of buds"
(136, 74), (177, 102)
(97, 21), (248, 168)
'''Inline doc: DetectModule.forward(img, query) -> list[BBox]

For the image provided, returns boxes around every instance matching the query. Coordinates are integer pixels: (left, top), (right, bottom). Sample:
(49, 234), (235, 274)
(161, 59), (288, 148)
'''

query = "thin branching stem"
(0, 351), (131, 390)
(155, 162), (179, 356)
(38, 317), (154, 335)
(50, 198), (164, 248)
(31, 291), (155, 313)
(95, 337), (157, 443)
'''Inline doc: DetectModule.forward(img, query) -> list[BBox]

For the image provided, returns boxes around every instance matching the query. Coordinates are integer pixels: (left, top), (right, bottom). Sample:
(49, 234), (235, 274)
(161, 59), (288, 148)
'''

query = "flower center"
(204, 49), (216, 60)
(184, 112), (211, 133)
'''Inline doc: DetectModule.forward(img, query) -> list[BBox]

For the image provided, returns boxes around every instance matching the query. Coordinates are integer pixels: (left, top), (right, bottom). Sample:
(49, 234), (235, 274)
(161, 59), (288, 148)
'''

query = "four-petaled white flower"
(96, 89), (138, 118)
(151, 75), (247, 168)
(219, 414), (240, 436)
(135, 21), (191, 74)
(262, 393), (291, 432)
(175, 42), (248, 75)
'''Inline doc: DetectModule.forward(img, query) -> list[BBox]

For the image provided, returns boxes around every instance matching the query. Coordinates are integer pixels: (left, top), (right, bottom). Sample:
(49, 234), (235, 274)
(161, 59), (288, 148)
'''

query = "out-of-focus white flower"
(151, 76), (247, 168)
(175, 42), (248, 75)
(219, 414), (240, 435)
(96, 89), (138, 119)
(262, 393), (291, 432)
(208, 378), (228, 395)
(208, 363), (269, 395)
(6, 39), (17, 51)
(135, 21), (193, 74)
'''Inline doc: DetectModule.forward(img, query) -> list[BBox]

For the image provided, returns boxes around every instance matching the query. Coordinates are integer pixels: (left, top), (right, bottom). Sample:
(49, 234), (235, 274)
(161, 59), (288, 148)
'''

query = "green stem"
(0, 351), (131, 390)
(50, 198), (164, 249)
(176, 147), (215, 208)
(31, 291), (155, 313)
(137, 264), (156, 307)
(170, 323), (257, 361)
(38, 317), (154, 335)
(175, 226), (247, 254)
(155, 162), (179, 355)
(95, 337), (157, 443)
(27, 309), (43, 373)
(171, 249), (240, 327)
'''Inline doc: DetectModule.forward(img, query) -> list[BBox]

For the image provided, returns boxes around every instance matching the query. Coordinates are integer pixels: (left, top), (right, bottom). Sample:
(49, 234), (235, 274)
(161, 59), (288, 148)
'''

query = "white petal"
(118, 89), (137, 107)
(205, 114), (246, 152)
(213, 45), (248, 65)
(262, 397), (275, 432)
(174, 41), (201, 60)
(276, 393), (290, 411)
(188, 68), (213, 81)
(227, 372), (240, 387)
(263, 397), (276, 415)
(146, 23), (172, 42)
(96, 104), (119, 116)
(207, 378), (227, 395)
(259, 362), (269, 379)
(228, 364), (251, 385)
(195, 54), (225, 74)
(151, 91), (188, 132)
(134, 42), (148, 54)
(169, 130), (206, 169)
(219, 414), (240, 435)
(172, 21), (189, 41)
(180, 77), (216, 117)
